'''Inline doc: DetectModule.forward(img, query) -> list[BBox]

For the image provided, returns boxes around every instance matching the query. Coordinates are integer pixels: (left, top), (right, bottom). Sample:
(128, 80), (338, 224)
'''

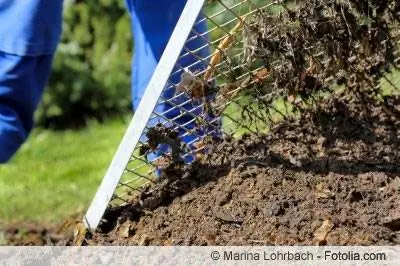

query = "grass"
(0, 116), (130, 224)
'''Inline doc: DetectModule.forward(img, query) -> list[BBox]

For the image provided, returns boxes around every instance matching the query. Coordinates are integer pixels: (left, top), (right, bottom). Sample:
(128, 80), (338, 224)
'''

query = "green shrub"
(35, 0), (133, 129)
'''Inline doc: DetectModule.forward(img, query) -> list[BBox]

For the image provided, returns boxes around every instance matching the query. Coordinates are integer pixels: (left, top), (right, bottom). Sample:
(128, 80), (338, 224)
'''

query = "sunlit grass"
(0, 116), (129, 223)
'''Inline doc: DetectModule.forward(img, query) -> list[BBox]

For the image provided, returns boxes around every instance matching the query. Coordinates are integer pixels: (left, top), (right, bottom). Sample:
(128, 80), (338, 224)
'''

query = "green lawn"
(0, 116), (129, 223)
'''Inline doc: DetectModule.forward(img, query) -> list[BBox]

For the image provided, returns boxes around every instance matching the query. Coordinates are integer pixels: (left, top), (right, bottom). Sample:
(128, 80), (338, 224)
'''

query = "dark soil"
(2, 222), (75, 246)
(83, 94), (400, 246)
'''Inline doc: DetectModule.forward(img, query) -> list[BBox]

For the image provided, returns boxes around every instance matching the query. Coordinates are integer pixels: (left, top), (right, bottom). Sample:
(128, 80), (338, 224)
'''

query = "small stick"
(204, 15), (247, 80)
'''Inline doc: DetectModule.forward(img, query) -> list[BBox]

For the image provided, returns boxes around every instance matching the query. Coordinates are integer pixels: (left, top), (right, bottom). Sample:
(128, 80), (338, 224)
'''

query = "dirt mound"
(84, 94), (400, 246)
(2, 222), (75, 246)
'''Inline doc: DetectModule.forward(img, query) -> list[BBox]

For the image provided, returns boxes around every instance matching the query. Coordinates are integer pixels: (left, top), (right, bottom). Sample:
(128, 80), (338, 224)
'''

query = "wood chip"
(314, 220), (334, 245)
(315, 183), (335, 199)
(73, 222), (87, 246)
(116, 222), (132, 238)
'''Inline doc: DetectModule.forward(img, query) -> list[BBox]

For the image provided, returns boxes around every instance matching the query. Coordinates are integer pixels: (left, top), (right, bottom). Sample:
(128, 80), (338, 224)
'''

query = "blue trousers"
(127, 0), (220, 164)
(0, 0), (63, 163)
(0, 53), (54, 162)
(0, 0), (219, 163)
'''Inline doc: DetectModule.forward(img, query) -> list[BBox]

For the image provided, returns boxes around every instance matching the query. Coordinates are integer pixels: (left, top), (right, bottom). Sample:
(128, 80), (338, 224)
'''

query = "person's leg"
(0, 0), (63, 163)
(0, 0), (63, 56)
(0, 52), (54, 163)
(125, 0), (220, 167)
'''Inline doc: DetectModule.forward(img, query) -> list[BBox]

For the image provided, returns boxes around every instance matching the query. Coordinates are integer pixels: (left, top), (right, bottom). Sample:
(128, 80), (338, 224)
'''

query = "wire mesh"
(110, 0), (278, 204)
(87, 0), (400, 227)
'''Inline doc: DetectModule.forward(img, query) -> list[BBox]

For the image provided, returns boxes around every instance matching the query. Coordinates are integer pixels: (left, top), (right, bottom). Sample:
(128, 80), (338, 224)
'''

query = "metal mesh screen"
(85, 0), (400, 229)
(111, 0), (284, 205)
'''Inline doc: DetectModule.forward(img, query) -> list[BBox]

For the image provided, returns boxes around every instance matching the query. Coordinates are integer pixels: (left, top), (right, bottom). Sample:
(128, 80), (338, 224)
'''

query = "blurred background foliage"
(35, 0), (133, 129)
(34, 0), (254, 129)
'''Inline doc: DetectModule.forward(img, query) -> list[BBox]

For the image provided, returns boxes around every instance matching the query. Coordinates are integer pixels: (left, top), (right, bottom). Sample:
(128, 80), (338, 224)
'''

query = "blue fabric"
(0, 0), (221, 165)
(0, 0), (62, 162)
(126, 0), (221, 171)
(0, 0), (63, 56)
(0, 52), (54, 162)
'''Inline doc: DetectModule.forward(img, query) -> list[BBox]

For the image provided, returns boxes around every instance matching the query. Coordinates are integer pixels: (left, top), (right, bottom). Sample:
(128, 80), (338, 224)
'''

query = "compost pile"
(5, 93), (400, 246)
(81, 90), (400, 246)
(82, 0), (400, 246)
